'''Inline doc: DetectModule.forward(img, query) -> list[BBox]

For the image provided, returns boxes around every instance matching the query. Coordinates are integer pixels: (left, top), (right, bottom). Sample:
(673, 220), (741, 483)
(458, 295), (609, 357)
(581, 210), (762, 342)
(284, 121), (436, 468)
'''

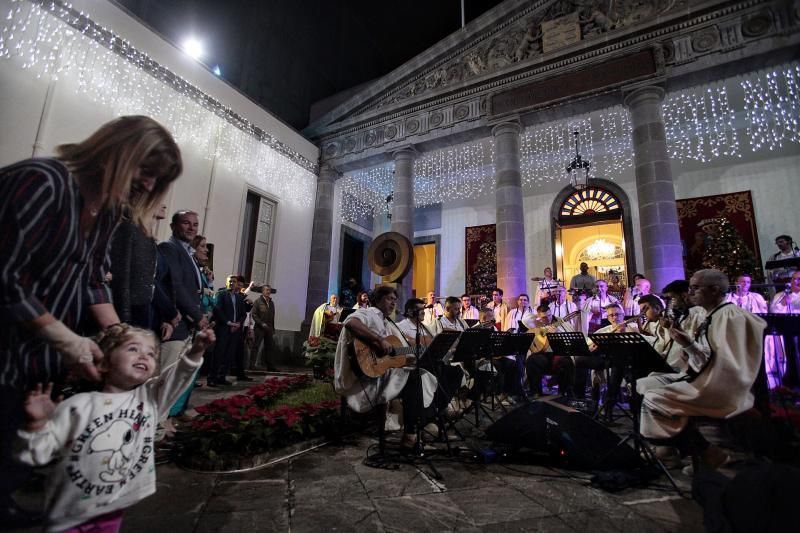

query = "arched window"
(559, 187), (620, 217)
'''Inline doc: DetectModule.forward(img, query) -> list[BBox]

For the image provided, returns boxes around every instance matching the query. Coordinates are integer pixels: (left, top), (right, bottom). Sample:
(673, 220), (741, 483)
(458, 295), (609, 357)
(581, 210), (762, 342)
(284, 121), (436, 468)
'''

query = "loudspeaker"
(485, 396), (643, 470)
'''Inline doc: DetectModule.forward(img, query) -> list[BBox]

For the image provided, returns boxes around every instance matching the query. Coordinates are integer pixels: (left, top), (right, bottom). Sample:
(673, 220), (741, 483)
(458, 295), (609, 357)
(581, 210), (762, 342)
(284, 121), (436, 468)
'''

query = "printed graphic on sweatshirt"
(65, 402), (154, 496)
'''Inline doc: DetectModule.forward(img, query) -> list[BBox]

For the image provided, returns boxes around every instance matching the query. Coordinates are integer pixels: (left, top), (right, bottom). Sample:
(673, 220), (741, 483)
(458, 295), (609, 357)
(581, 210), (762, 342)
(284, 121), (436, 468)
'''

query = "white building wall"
(0, 1), (319, 332)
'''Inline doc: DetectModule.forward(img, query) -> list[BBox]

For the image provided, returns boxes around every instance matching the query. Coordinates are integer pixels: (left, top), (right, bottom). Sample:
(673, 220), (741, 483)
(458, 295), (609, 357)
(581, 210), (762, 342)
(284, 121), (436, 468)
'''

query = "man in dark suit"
(209, 275), (248, 386)
(156, 210), (208, 368)
(250, 284), (277, 370)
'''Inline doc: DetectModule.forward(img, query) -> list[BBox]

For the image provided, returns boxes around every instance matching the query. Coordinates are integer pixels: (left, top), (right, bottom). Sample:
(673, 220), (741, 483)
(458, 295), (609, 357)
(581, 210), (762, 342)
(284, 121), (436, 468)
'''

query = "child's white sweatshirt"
(15, 355), (201, 532)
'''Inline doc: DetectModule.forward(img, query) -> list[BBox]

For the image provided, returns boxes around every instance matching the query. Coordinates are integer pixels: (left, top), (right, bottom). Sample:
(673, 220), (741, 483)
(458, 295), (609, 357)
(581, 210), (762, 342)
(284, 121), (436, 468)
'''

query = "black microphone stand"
(409, 312), (443, 480)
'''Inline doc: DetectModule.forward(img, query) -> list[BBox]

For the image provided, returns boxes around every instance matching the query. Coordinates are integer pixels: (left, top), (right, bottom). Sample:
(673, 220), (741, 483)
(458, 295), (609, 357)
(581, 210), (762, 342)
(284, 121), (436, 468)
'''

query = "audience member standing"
(0, 115), (181, 526)
(208, 276), (247, 386)
(251, 284), (277, 371)
(157, 211), (208, 368)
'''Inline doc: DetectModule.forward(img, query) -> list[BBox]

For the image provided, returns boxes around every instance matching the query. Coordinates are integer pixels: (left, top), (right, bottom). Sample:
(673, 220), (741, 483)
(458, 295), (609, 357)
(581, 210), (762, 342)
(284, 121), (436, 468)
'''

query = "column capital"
(392, 145), (418, 161)
(318, 163), (341, 181)
(623, 85), (666, 109)
(490, 116), (522, 137)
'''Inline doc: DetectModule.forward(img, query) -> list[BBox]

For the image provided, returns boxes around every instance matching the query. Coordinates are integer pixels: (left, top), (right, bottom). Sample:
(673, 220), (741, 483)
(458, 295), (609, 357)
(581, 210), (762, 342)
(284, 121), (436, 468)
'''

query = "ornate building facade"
(303, 0), (800, 318)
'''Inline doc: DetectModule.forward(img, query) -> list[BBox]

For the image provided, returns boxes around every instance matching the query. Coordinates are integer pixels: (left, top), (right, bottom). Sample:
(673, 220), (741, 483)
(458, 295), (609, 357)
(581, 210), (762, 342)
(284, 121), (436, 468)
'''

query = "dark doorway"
(341, 233), (365, 296)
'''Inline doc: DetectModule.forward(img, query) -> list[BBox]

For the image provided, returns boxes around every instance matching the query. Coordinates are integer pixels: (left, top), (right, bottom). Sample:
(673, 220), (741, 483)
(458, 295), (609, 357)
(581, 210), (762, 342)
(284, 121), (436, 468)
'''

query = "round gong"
(367, 231), (413, 282)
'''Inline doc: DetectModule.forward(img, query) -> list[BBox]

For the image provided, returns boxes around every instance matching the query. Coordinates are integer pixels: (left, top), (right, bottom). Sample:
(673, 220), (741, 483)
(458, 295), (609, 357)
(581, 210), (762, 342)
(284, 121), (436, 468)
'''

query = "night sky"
(115, 0), (504, 131)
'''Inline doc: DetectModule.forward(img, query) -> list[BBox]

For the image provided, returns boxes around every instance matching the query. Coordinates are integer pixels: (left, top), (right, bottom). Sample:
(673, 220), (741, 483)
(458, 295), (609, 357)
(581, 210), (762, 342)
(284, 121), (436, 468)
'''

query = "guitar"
(350, 335), (418, 378)
(528, 310), (581, 353)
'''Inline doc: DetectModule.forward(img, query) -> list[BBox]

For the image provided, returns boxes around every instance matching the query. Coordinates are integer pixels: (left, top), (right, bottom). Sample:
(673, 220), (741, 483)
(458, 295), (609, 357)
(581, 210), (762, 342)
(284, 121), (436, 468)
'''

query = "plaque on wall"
(541, 11), (581, 53)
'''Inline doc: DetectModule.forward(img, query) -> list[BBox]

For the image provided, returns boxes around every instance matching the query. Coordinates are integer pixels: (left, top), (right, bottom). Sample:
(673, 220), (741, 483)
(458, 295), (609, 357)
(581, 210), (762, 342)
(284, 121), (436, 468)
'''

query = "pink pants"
(58, 509), (124, 533)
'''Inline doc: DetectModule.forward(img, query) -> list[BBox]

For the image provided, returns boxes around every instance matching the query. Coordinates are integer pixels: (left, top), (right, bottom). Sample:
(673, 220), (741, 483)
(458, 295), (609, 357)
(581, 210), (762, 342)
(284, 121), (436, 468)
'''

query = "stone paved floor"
(14, 374), (712, 532)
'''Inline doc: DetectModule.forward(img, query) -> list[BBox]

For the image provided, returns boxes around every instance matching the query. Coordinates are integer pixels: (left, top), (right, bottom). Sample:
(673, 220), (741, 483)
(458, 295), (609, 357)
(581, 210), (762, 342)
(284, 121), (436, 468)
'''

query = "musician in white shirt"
(460, 294), (480, 321)
(334, 286), (436, 449)
(767, 234), (800, 284)
(429, 296), (469, 335)
(523, 304), (576, 397)
(549, 287), (580, 331)
(724, 273), (767, 313)
(766, 270), (800, 387)
(507, 293), (534, 333)
(534, 267), (560, 306)
(486, 287), (511, 331)
(422, 291), (444, 327)
(583, 279), (620, 333)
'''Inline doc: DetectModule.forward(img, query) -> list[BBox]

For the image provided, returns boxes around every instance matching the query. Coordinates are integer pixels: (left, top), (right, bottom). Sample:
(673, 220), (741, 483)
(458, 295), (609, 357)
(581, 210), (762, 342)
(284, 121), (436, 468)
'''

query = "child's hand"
(189, 326), (216, 357)
(23, 383), (61, 432)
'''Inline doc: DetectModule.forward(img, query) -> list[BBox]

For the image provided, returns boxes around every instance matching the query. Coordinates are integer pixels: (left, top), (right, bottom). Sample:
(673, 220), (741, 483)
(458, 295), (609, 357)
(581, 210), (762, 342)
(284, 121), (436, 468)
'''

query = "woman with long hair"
(0, 115), (182, 525)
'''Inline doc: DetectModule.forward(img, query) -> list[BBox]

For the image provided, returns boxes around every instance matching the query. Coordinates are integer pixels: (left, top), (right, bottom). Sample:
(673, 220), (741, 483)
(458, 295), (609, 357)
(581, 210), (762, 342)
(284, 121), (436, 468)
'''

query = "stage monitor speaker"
(485, 396), (643, 471)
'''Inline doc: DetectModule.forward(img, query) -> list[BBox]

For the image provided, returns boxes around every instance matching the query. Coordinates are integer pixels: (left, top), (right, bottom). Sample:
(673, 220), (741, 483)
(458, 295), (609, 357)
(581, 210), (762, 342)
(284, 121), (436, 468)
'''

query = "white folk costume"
(15, 354), (200, 532)
(486, 301), (511, 331)
(637, 303), (766, 440)
(638, 306), (707, 373)
(725, 291), (768, 313)
(460, 305), (479, 321)
(507, 307), (533, 333)
(549, 300), (579, 332)
(422, 302), (444, 327)
(334, 307), (436, 414)
(582, 294), (620, 333)
(429, 315), (469, 335)
(765, 290), (800, 388)
(396, 317), (435, 344)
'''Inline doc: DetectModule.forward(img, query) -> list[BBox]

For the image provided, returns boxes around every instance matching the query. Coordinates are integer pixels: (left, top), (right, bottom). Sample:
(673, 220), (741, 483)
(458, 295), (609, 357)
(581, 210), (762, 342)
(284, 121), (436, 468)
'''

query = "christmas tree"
(468, 241), (497, 298)
(699, 217), (761, 280)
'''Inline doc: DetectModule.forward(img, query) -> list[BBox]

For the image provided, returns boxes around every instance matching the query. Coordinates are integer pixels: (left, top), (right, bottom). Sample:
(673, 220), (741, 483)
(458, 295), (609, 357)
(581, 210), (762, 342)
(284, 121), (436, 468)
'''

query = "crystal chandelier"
(585, 239), (616, 260)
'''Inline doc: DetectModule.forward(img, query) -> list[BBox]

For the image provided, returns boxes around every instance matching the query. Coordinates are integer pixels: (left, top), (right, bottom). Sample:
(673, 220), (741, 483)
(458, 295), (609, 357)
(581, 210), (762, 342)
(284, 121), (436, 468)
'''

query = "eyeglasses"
(607, 312), (625, 317)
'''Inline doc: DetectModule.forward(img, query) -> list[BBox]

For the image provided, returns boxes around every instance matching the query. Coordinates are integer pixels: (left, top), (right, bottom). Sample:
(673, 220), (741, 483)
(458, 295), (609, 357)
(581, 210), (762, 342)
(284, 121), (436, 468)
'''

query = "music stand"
(448, 329), (493, 426)
(464, 318), (479, 328)
(588, 332), (681, 493)
(364, 330), (461, 477)
(489, 332), (534, 406)
(547, 331), (591, 358)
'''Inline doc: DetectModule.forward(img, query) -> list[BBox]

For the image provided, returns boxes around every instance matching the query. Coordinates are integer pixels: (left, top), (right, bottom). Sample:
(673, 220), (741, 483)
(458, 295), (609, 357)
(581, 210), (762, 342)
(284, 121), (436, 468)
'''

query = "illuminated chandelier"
(585, 239), (616, 260)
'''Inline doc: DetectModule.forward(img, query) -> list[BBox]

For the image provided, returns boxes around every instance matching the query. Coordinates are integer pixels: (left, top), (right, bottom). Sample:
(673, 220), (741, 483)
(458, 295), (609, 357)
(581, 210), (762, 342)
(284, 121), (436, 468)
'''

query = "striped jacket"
(0, 158), (118, 387)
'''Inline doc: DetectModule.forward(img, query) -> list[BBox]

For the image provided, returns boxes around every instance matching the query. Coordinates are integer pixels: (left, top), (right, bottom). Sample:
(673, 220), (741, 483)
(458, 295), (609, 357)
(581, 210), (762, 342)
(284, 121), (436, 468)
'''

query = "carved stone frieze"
(371, 0), (687, 111)
(314, 0), (799, 166)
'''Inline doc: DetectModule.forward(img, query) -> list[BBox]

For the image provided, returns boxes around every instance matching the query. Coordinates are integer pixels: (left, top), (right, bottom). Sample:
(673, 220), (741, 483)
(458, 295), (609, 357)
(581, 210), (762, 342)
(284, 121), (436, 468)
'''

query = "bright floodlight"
(182, 37), (204, 60)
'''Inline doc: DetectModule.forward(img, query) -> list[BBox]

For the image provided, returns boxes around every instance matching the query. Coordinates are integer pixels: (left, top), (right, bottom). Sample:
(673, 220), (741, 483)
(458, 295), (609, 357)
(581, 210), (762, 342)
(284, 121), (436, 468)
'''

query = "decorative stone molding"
(313, 0), (799, 169)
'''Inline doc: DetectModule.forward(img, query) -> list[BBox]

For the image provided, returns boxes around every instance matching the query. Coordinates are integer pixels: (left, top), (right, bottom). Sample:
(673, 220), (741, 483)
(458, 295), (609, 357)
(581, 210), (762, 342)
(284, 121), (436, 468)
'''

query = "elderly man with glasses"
(636, 269), (766, 473)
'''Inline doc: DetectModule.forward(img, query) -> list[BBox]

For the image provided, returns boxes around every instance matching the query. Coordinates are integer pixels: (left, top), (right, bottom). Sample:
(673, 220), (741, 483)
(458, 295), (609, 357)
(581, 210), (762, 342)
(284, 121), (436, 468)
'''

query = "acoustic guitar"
(528, 310), (581, 353)
(350, 335), (419, 378)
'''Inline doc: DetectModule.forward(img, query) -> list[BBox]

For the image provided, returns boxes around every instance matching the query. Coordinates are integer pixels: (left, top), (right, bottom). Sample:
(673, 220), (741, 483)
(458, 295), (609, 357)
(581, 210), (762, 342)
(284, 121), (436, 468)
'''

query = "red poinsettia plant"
(178, 376), (340, 460)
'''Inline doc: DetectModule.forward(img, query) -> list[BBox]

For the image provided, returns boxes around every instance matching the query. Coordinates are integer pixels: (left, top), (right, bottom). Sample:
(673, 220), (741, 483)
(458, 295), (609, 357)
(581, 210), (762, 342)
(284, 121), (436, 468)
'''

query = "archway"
(550, 180), (637, 292)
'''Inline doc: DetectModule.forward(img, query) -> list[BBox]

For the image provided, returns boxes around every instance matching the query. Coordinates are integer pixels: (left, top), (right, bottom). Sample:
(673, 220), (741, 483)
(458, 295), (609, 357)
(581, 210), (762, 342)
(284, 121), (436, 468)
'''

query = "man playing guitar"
(333, 286), (438, 450)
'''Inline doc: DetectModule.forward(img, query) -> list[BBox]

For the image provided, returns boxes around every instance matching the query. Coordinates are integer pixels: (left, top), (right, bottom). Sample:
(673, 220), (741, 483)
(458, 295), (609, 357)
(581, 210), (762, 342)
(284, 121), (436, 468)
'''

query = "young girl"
(15, 324), (214, 532)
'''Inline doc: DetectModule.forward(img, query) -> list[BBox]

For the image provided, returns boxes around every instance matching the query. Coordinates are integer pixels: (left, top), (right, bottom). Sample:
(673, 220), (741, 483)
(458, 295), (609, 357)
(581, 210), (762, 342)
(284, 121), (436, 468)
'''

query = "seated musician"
(582, 279), (620, 333)
(507, 293), (534, 333)
(474, 307), (523, 401)
(636, 269), (766, 471)
(549, 287), (580, 331)
(429, 296), (469, 334)
(422, 291), (444, 327)
(523, 304), (576, 397)
(766, 270), (800, 387)
(397, 298), (465, 416)
(587, 302), (638, 416)
(637, 294), (687, 372)
(333, 286), (437, 450)
(460, 294), (480, 321)
(310, 294), (343, 337)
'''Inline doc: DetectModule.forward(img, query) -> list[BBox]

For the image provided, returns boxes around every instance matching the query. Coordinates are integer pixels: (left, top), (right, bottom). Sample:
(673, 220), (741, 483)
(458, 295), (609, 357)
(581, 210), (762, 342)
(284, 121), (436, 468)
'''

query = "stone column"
(624, 86), (684, 290)
(491, 118), (527, 299)
(304, 163), (338, 323)
(391, 146), (416, 304)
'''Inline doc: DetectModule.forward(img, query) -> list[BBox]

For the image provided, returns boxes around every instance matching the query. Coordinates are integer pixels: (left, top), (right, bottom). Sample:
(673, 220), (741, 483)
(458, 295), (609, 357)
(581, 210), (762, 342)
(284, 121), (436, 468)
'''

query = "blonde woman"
(0, 115), (181, 525)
